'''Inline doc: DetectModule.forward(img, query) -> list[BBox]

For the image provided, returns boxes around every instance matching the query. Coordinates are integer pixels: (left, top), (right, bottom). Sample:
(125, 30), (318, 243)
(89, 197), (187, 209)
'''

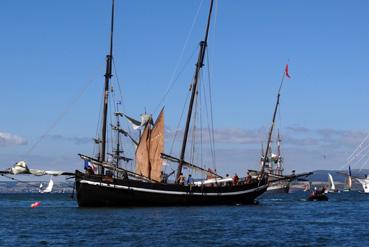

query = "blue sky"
(1, 0), (369, 179)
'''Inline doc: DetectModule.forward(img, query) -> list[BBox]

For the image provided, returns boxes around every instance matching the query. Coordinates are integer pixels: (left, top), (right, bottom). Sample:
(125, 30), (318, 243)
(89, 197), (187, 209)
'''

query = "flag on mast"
(285, 64), (291, 78)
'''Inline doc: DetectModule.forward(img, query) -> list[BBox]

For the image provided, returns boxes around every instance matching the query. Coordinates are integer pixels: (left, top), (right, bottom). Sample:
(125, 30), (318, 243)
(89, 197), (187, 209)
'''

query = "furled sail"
(7, 161), (67, 176)
(125, 113), (153, 130)
(149, 109), (164, 181)
(135, 123), (151, 177)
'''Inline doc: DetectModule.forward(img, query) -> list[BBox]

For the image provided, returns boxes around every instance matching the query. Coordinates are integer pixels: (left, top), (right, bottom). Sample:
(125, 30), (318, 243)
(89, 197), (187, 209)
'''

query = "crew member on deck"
(233, 173), (239, 185)
(187, 174), (194, 185)
(178, 173), (185, 185)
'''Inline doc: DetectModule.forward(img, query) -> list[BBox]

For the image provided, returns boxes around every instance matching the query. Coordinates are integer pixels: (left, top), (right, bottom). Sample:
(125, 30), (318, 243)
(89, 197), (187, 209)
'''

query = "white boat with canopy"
(356, 176), (369, 193)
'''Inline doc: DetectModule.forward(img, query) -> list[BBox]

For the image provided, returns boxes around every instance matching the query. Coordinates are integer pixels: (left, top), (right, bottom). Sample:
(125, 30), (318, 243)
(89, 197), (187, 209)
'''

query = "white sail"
(328, 173), (336, 191)
(39, 178), (54, 193)
(344, 175), (352, 191)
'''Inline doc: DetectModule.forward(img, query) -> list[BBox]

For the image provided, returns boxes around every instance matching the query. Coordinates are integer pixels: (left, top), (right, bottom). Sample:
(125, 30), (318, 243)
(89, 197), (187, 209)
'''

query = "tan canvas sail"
(149, 109), (164, 181)
(135, 123), (151, 177)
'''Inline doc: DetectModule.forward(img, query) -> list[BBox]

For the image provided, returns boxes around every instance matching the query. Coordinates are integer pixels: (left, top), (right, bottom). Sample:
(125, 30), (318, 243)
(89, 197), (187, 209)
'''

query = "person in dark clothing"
(233, 173), (239, 185)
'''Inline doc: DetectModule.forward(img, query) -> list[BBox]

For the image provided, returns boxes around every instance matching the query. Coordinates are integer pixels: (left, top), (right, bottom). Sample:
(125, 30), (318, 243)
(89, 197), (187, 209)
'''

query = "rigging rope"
(112, 57), (136, 162)
(112, 58), (124, 106)
(189, 79), (200, 166)
(25, 73), (100, 155)
(359, 155), (369, 172)
(205, 52), (216, 168)
(350, 144), (369, 169)
(93, 84), (104, 157)
(346, 132), (369, 164)
(169, 91), (191, 156)
(199, 76), (204, 171)
(153, 0), (205, 114)
(340, 131), (369, 171)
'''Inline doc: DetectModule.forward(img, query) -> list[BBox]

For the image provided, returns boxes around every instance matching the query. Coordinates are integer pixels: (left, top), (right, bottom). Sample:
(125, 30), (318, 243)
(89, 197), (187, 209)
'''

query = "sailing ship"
(260, 69), (312, 193)
(74, 0), (269, 207)
(39, 178), (54, 193)
(325, 173), (338, 193)
(343, 166), (352, 192)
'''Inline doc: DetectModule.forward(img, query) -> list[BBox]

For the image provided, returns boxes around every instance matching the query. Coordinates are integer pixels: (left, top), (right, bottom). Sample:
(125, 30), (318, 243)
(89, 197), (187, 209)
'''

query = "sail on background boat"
(327, 173), (336, 192)
(344, 166), (352, 192)
(39, 178), (54, 193)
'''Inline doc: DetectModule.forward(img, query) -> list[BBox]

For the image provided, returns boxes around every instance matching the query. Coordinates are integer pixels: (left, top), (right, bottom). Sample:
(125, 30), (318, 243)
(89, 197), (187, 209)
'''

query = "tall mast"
(100, 0), (115, 172)
(260, 70), (286, 176)
(176, 0), (214, 182)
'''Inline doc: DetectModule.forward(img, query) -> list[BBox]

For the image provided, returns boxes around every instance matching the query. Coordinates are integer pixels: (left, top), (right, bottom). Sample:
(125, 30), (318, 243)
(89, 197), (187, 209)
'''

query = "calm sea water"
(0, 192), (368, 247)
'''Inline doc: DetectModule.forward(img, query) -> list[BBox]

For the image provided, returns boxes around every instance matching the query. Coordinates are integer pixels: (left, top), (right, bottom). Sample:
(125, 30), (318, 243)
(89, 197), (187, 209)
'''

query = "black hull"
(75, 171), (268, 207)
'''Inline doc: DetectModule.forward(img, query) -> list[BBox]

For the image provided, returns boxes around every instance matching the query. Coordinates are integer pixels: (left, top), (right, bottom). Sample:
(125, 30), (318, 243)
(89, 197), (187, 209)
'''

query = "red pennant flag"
(285, 64), (291, 78)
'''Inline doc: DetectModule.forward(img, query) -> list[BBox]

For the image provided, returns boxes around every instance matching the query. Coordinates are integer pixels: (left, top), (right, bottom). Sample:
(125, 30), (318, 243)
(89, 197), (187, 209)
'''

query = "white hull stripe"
(79, 180), (268, 196)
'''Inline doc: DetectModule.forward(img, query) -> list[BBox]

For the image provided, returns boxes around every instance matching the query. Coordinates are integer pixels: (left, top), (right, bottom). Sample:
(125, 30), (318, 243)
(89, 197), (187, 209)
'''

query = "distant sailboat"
(326, 173), (338, 193)
(39, 178), (54, 193)
(260, 70), (312, 193)
(343, 166), (352, 192)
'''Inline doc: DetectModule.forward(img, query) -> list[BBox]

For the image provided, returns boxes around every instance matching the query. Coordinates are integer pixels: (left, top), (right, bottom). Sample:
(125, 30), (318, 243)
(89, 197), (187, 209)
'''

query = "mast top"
(109, 0), (115, 59)
(99, 0), (116, 165)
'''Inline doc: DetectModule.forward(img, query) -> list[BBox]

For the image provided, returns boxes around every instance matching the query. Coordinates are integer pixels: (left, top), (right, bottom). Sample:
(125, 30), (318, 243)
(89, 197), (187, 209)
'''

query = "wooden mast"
(260, 71), (286, 176)
(176, 0), (214, 183)
(100, 0), (115, 173)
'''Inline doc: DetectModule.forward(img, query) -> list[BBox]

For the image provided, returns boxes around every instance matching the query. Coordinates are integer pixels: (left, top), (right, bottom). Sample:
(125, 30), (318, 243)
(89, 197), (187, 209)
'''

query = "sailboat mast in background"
(260, 69), (286, 176)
